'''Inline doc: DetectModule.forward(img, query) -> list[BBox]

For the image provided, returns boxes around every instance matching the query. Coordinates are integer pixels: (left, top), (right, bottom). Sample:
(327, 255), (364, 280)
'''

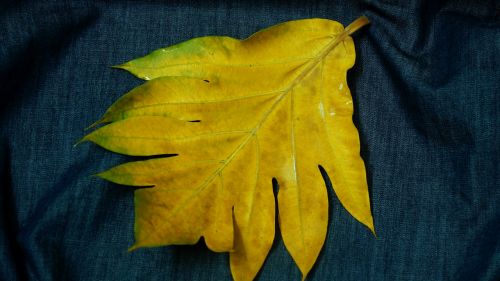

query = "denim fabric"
(1, 0), (499, 280)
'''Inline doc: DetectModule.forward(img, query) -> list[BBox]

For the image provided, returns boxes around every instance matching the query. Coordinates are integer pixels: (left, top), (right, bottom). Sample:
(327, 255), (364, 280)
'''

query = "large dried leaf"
(82, 16), (374, 280)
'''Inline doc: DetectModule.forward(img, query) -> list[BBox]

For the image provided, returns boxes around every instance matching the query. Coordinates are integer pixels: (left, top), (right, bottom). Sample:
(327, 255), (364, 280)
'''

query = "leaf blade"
(85, 16), (373, 280)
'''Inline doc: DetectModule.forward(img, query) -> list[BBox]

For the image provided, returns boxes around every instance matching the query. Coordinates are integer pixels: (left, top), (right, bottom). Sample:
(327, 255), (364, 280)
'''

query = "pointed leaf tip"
(84, 119), (103, 131)
(92, 172), (105, 179)
(112, 63), (152, 80)
(73, 136), (88, 148)
(369, 221), (377, 238)
(111, 63), (128, 70)
(127, 244), (139, 252)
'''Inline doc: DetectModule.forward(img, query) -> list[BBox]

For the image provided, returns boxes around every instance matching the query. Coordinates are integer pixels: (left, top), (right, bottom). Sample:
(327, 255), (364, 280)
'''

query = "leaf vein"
(130, 57), (313, 70)
(110, 89), (285, 117)
(96, 130), (251, 142)
(289, 88), (305, 248)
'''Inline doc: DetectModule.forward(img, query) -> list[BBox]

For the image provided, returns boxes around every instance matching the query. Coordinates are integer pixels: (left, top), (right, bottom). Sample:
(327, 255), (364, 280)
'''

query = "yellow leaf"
(82, 16), (374, 280)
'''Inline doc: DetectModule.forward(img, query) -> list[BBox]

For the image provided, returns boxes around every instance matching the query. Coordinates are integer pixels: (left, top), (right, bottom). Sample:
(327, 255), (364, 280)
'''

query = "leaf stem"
(345, 16), (370, 35)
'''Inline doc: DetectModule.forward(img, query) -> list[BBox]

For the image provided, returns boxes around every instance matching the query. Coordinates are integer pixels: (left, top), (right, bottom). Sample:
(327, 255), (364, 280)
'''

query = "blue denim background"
(1, 0), (499, 280)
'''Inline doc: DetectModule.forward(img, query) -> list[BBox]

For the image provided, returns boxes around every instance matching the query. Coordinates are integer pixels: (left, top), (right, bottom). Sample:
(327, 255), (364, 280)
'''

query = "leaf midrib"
(108, 90), (285, 121)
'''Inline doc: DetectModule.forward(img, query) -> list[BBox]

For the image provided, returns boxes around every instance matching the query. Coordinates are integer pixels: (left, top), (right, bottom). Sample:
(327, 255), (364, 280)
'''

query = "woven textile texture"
(1, 0), (499, 280)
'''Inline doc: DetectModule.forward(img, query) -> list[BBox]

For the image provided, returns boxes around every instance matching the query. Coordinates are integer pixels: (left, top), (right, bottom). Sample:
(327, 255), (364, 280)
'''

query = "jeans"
(1, 0), (499, 280)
